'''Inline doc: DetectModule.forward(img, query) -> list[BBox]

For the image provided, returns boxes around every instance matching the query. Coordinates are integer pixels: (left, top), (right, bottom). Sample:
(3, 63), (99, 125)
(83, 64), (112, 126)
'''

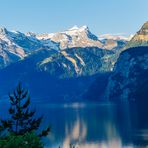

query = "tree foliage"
(0, 132), (43, 148)
(0, 82), (50, 137)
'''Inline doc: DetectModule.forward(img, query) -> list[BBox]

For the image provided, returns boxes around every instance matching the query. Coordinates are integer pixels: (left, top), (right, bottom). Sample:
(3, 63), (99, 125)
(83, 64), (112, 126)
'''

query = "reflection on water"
(36, 102), (134, 148)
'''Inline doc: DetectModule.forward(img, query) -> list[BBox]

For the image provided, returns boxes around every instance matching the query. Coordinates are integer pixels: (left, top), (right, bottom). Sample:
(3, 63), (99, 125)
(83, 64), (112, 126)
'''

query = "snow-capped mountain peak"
(68, 25), (79, 30)
(36, 25), (103, 49)
(0, 27), (60, 68)
(68, 25), (88, 31)
(64, 25), (89, 36)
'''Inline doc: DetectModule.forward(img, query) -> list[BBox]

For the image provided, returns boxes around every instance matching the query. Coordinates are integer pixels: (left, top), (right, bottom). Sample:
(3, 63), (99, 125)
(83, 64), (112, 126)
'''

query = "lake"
(1, 100), (148, 148)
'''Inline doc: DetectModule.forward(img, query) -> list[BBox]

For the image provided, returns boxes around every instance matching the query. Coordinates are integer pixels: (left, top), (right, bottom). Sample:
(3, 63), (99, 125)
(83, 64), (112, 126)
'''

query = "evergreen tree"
(0, 82), (50, 137)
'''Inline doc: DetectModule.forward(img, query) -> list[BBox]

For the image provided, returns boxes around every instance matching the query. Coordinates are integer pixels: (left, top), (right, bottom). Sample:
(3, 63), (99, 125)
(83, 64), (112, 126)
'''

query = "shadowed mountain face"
(82, 73), (111, 102)
(105, 46), (148, 102)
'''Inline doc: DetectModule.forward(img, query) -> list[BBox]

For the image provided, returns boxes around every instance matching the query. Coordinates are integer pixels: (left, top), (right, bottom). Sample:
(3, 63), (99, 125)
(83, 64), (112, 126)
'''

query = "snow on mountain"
(0, 27), (60, 68)
(68, 25), (79, 30)
(26, 32), (59, 51)
(36, 26), (103, 49)
(98, 34), (133, 41)
(0, 28), (26, 68)
(98, 34), (133, 50)
(64, 25), (89, 35)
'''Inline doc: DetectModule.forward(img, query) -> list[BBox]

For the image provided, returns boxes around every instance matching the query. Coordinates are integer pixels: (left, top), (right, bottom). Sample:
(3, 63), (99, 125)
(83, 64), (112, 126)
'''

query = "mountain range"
(0, 25), (131, 69)
(0, 22), (147, 102)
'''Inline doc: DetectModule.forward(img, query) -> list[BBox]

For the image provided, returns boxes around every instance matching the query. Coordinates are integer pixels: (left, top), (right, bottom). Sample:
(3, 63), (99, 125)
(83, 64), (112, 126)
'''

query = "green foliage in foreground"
(0, 82), (51, 148)
(0, 82), (50, 137)
(0, 132), (43, 148)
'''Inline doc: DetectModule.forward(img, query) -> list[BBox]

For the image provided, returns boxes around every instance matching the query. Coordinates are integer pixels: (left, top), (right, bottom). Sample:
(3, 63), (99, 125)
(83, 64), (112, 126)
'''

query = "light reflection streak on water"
(25, 102), (147, 148)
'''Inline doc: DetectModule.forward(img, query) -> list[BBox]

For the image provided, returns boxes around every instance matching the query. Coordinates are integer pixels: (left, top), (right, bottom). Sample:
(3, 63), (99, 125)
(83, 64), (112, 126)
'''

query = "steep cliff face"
(105, 46), (148, 102)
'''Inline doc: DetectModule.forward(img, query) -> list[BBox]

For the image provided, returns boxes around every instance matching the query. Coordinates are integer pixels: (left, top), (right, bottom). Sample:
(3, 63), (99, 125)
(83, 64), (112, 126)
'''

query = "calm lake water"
(35, 101), (148, 148)
(1, 100), (148, 148)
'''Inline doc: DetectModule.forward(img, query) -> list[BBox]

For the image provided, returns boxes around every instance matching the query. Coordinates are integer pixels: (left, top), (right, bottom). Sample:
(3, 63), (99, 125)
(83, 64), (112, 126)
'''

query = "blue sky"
(0, 0), (148, 35)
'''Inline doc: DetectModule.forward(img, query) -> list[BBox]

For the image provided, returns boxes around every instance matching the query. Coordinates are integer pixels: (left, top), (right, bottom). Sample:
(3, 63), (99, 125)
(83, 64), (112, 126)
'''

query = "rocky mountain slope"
(38, 47), (115, 78)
